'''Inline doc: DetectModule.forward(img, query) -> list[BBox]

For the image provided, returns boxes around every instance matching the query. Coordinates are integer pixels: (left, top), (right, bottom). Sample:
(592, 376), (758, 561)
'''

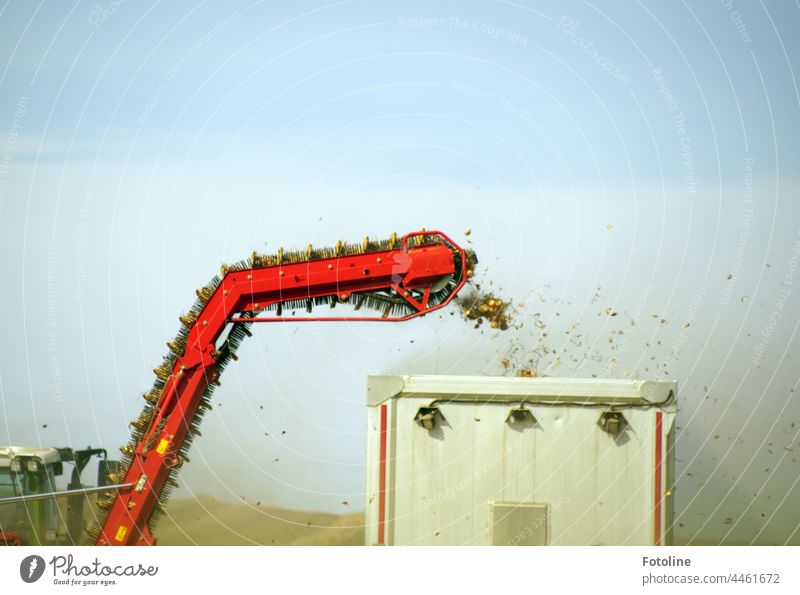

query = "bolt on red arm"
(91, 231), (474, 545)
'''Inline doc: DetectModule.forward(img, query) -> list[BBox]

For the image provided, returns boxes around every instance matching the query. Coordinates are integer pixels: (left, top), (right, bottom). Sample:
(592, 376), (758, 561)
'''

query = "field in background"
(155, 496), (364, 546)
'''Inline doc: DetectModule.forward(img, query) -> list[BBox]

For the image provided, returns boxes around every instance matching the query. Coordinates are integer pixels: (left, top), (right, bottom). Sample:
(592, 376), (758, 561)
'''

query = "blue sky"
(1, 1), (799, 544)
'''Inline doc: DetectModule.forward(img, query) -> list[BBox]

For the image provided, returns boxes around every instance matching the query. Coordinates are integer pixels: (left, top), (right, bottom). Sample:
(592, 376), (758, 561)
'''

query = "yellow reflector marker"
(115, 525), (127, 542)
(156, 439), (170, 455)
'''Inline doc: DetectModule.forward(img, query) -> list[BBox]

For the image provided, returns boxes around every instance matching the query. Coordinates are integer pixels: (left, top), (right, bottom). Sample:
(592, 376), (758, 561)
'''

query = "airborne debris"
(458, 290), (514, 330)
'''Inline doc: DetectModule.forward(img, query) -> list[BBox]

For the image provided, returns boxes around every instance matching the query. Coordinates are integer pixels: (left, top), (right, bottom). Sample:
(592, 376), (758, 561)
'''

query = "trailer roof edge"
(366, 374), (677, 407)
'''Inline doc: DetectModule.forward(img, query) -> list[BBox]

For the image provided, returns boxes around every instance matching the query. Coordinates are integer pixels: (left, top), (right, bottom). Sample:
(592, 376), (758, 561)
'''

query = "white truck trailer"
(365, 375), (676, 546)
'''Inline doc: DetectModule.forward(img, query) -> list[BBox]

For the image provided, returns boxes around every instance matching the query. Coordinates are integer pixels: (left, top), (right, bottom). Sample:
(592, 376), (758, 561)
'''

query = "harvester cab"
(0, 446), (61, 545)
(0, 446), (113, 545)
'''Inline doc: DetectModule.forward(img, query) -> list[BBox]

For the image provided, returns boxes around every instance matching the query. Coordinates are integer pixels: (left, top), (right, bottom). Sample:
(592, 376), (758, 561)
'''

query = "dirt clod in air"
(457, 290), (514, 330)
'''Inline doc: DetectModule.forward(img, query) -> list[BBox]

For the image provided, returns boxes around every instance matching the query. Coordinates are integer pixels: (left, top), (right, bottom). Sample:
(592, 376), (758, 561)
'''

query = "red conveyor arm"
(92, 231), (471, 545)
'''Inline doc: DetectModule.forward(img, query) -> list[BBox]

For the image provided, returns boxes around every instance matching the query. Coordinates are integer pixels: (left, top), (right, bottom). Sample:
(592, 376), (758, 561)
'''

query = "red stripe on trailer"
(654, 411), (663, 546)
(378, 404), (388, 545)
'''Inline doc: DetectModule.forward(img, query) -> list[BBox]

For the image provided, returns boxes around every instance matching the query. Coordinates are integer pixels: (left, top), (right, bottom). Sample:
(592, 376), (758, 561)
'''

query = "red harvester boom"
(90, 230), (474, 545)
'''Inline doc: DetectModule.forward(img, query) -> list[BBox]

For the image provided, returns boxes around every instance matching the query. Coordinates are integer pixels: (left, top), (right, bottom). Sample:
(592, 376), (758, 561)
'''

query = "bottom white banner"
(0, 546), (797, 594)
